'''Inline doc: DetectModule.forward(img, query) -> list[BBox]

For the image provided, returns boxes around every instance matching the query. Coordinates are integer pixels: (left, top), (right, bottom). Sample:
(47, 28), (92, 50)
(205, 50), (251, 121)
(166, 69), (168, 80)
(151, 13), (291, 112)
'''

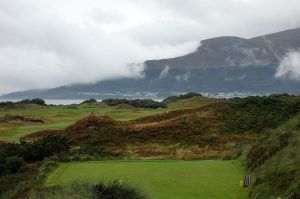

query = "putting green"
(46, 160), (247, 199)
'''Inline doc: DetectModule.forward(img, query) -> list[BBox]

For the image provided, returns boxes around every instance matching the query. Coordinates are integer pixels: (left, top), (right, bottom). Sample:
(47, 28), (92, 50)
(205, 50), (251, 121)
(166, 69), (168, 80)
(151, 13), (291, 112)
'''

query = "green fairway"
(46, 160), (247, 199)
(0, 96), (217, 141)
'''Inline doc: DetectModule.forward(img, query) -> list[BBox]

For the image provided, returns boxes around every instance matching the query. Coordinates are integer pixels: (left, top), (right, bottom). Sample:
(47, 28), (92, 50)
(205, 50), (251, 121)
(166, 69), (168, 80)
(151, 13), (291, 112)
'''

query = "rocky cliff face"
(145, 28), (300, 69)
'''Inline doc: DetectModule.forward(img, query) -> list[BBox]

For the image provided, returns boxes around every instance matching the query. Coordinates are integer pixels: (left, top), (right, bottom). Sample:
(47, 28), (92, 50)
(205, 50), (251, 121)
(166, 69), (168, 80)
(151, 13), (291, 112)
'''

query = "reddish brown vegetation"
(3, 114), (44, 124)
(134, 102), (228, 123)
(0, 163), (40, 198)
(27, 102), (253, 158)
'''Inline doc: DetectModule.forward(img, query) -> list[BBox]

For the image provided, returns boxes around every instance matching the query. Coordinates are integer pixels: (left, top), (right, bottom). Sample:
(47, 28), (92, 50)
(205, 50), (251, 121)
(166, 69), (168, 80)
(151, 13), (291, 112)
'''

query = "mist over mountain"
(1, 28), (300, 99)
(146, 28), (300, 68)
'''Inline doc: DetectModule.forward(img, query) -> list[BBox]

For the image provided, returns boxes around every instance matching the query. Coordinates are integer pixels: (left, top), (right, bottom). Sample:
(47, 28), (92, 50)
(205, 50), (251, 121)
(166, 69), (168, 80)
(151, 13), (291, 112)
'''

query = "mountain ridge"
(145, 27), (300, 69)
(1, 27), (300, 99)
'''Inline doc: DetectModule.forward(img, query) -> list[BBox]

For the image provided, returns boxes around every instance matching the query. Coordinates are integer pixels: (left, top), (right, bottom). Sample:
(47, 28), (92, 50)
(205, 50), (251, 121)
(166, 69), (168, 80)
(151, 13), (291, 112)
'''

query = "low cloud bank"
(159, 65), (170, 79)
(1, 0), (300, 94)
(275, 50), (300, 81)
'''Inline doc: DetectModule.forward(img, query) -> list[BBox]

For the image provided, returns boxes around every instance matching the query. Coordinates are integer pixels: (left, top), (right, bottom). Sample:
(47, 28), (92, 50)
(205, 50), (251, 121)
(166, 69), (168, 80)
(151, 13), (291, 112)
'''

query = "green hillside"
(0, 96), (215, 142)
(246, 114), (300, 198)
(0, 94), (299, 199)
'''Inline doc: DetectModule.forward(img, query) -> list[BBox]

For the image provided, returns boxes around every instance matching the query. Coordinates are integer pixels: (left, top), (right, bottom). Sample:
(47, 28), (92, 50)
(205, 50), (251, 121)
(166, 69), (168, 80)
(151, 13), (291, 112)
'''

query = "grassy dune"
(45, 160), (247, 199)
(1, 95), (299, 198)
(0, 97), (216, 141)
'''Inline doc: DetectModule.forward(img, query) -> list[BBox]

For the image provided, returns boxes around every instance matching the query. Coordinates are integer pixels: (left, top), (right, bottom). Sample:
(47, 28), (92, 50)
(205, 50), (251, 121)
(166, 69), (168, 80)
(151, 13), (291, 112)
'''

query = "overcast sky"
(0, 0), (300, 94)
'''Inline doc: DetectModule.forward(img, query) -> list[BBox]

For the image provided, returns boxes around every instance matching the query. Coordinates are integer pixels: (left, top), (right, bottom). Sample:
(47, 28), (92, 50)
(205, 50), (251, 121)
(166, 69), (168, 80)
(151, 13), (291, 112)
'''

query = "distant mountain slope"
(145, 28), (300, 69)
(1, 28), (300, 99)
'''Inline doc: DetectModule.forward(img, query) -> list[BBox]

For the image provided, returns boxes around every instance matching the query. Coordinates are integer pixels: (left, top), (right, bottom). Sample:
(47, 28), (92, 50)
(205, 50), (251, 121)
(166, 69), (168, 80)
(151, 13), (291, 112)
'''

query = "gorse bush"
(93, 181), (149, 199)
(0, 135), (71, 197)
(60, 139), (119, 162)
(19, 98), (46, 106)
(162, 92), (202, 104)
(0, 134), (70, 198)
(1, 114), (44, 123)
(29, 183), (93, 199)
(0, 98), (46, 109)
(0, 135), (71, 176)
(0, 155), (25, 176)
(0, 161), (58, 199)
(81, 99), (97, 104)
(102, 98), (167, 109)
(29, 181), (149, 199)
(223, 95), (300, 133)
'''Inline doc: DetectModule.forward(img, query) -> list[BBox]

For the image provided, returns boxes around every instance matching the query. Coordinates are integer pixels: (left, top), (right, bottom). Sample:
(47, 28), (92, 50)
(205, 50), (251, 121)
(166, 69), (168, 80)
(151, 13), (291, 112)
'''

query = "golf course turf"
(45, 160), (247, 199)
(0, 96), (217, 142)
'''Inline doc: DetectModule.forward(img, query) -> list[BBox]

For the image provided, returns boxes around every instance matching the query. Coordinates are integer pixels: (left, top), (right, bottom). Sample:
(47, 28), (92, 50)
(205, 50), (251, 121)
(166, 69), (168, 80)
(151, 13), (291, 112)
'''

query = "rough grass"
(0, 97), (215, 142)
(45, 160), (248, 199)
(26, 103), (251, 159)
(248, 114), (300, 198)
(29, 181), (149, 199)
(29, 182), (93, 199)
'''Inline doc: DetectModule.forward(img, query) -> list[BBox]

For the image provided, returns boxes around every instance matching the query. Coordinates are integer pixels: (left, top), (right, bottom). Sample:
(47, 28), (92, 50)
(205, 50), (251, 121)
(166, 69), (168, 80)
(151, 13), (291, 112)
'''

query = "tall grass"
(29, 181), (149, 199)
(93, 181), (149, 199)
(0, 161), (58, 199)
(248, 114), (300, 199)
(29, 182), (93, 199)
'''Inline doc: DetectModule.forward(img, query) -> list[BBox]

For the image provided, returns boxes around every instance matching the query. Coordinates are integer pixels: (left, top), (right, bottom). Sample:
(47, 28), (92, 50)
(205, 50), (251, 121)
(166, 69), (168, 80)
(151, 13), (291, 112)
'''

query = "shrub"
(29, 183), (93, 199)
(5, 156), (26, 174)
(81, 99), (97, 104)
(28, 181), (149, 199)
(2, 114), (44, 123)
(102, 99), (166, 109)
(39, 134), (72, 157)
(93, 181), (149, 199)
(19, 98), (46, 106)
(0, 155), (25, 176)
(162, 92), (202, 104)
(223, 95), (300, 133)
(0, 135), (71, 176)
(0, 101), (14, 108)
(0, 98), (46, 109)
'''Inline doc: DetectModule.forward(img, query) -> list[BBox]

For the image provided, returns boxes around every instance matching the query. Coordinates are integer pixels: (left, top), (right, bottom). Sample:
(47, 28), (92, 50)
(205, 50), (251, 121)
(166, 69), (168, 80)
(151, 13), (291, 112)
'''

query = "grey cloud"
(159, 65), (170, 79)
(0, 0), (300, 93)
(176, 71), (191, 82)
(275, 50), (300, 81)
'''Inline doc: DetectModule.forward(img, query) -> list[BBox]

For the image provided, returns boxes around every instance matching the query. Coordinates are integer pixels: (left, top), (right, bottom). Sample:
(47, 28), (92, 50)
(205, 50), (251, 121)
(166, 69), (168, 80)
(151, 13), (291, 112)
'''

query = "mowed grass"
(45, 160), (247, 199)
(0, 97), (217, 141)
